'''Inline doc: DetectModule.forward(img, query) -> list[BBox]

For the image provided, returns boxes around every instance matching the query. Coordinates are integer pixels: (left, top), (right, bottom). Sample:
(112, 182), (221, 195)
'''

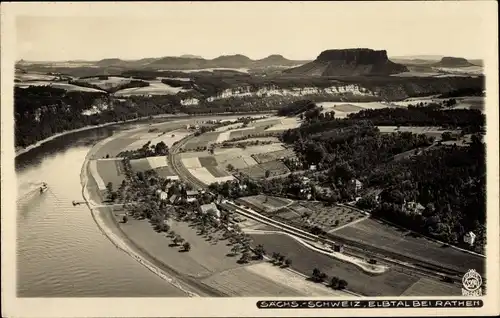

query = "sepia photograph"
(1, 1), (498, 317)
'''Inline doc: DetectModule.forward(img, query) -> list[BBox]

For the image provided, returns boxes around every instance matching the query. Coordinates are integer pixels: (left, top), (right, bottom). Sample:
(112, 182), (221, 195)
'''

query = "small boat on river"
(39, 182), (48, 194)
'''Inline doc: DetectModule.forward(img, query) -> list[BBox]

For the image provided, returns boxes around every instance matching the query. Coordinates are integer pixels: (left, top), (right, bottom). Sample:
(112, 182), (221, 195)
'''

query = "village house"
(168, 194), (178, 204)
(402, 200), (426, 215)
(156, 189), (169, 201)
(199, 203), (221, 219)
(463, 231), (476, 246)
(309, 165), (317, 171)
(186, 190), (199, 203)
(299, 188), (312, 200)
(353, 179), (363, 192)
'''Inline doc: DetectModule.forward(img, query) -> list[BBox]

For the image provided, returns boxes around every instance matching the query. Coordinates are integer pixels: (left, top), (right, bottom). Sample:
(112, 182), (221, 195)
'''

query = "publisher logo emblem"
(462, 269), (482, 296)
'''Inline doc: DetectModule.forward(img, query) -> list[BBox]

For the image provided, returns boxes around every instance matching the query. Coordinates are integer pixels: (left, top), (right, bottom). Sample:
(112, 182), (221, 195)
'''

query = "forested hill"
(277, 101), (486, 253)
(14, 86), (180, 148)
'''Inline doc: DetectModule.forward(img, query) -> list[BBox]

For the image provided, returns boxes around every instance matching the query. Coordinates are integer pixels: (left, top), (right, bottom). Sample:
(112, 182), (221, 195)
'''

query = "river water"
(15, 125), (185, 297)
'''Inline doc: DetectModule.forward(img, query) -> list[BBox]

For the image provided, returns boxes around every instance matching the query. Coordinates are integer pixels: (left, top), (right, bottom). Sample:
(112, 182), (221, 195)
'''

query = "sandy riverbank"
(16, 111), (277, 158)
(79, 118), (349, 297)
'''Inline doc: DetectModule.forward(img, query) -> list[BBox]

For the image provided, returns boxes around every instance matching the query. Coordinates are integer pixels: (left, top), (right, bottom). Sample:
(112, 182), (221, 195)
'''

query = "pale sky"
(12, 1), (494, 61)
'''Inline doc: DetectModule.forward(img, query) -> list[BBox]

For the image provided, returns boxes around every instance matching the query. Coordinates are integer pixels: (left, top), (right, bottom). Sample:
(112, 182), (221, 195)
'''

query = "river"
(15, 125), (186, 297)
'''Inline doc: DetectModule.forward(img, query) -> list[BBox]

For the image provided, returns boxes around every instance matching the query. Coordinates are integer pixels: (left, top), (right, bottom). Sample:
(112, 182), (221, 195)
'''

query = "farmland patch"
(205, 165), (231, 178)
(113, 80), (188, 97)
(130, 158), (152, 172)
(238, 195), (292, 212)
(239, 160), (290, 179)
(246, 263), (348, 296)
(182, 157), (202, 169)
(198, 156), (218, 167)
(96, 159), (126, 186)
(253, 148), (295, 164)
(154, 166), (179, 180)
(146, 156), (168, 169)
(303, 202), (366, 231)
(184, 132), (221, 149)
(265, 117), (302, 131)
(201, 265), (303, 296)
(228, 127), (257, 139)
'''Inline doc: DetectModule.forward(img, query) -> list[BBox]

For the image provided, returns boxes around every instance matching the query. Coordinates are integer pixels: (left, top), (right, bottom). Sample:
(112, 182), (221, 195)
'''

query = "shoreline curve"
(79, 128), (207, 297)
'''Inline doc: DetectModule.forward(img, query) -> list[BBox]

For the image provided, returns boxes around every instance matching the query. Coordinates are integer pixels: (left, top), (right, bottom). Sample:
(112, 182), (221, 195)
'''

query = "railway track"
(168, 132), (467, 289)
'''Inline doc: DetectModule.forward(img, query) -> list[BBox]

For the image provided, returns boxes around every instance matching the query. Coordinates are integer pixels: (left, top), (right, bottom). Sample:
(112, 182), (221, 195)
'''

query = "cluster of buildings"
(155, 185), (222, 221)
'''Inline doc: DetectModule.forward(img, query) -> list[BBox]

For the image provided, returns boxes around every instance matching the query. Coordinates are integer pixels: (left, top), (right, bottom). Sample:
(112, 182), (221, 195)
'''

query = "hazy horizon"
(13, 2), (491, 62)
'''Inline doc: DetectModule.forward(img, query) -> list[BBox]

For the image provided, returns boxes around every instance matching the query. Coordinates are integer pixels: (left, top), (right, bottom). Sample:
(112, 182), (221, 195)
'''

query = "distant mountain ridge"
(284, 48), (408, 76)
(146, 54), (309, 69)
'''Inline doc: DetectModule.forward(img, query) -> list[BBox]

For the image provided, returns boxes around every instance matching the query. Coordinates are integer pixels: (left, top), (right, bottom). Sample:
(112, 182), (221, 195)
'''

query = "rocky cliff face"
(285, 48), (408, 76)
(205, 84), (377, 102)
(434, 57), (474, 67)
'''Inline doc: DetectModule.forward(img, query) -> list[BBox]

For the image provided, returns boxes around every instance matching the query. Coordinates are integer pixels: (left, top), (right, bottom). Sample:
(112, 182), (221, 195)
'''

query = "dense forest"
(14, 86), (180, 147)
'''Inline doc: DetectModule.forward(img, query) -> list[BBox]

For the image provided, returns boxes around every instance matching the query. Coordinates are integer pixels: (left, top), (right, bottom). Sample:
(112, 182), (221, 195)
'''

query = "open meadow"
(183, 132), (221, 150)
(332, 218), (485, 275)
(388, 96), (485, 111)
(95, 158), (127, 187)
(115, 210), (341, 296)
(377, 126), (462, 140)
(130, 156), (178, 179)
(15, 72), (59, 81)
(113, 80), (188, 97)
(265, 117), (302, 131)
(201, 262), (348, 296)
(79, 76), (132, 90)
(317, 101), (397, 118)
(249, 232), (421, 296)
(15, 81), (106, 93)
(123, 129), (192, 151)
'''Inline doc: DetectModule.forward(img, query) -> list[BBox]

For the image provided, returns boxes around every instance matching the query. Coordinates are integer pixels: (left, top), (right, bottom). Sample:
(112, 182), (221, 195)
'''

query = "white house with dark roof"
(463, 231), (476, 246)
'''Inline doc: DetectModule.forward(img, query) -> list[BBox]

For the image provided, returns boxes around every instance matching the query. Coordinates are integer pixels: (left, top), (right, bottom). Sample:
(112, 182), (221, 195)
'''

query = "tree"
(265, 170), (271, 179)
(338, 279), (348, 290)
(182, 242), (191, 252)
(173, 235), (183, 246)
(284, 258), (292, 267)
(227, 164), (234, 171)
(106, 182), (113, 193)
(154, 141), (169, 155)
(312, 268), (321, 280)
(272, 252), (280, 262)
(239, 251), (251, 263)
(254, 244), (266, 259)
(277, 255), (285, 265)
(441, 131), (454, 142)
(330, 276), (340, 288)
(122, 215), (128, 223)
(231, 244), (240, 255)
